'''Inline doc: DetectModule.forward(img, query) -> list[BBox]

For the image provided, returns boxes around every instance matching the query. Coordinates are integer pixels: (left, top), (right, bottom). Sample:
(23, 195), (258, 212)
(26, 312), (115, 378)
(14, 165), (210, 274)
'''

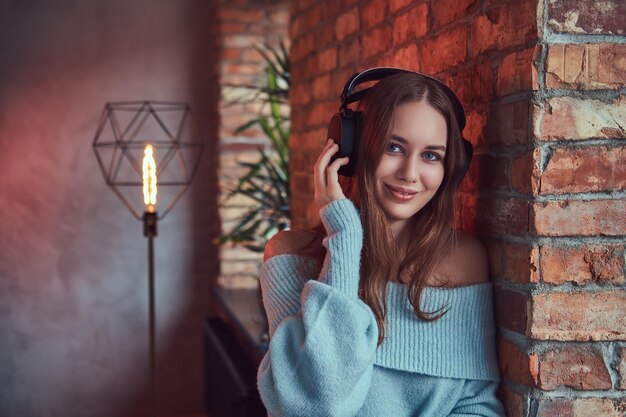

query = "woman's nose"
(397, 156), (420, 183)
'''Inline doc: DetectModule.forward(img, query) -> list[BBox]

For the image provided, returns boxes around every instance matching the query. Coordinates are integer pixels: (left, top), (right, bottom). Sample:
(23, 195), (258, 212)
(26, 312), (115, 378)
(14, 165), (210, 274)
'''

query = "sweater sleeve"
(448, 380), (506, 417)
(257, 199), (379, 417)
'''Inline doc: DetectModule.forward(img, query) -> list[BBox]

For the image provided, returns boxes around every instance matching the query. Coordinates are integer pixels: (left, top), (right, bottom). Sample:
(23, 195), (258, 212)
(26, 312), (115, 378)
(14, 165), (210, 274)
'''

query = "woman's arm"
(257, 141), (378, 416)
(257, 198), (378, 417)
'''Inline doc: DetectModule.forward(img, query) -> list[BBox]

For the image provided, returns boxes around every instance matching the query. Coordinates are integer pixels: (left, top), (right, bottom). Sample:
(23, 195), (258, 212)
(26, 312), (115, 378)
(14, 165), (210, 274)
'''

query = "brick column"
(289, 0), (626, 415)
(217, 0), (289, 288)
(493, 1), (625, 415)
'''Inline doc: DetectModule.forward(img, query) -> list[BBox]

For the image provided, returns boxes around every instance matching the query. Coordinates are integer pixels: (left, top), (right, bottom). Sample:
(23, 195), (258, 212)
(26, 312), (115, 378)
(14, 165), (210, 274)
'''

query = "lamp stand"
(143, 211), (158, 417)
(93, 101), (205, 417)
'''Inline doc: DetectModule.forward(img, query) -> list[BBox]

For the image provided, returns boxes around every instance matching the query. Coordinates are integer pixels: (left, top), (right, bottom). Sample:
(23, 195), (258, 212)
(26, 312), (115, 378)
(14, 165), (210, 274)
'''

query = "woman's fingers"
(320, 139), (338, 168)
(314, 139), (338, 190)
(314, 139), (346, 207)
(325, 156), (349, 201)
(314, 140), (333, 204)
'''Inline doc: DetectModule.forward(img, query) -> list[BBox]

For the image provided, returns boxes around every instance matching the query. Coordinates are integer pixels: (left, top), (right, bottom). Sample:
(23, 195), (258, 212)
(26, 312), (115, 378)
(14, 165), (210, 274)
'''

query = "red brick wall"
(502, 0), (625, 415)
(288, 0), (626, 415)
(289, 0), (539, 228)
(217, 0), (289, 288)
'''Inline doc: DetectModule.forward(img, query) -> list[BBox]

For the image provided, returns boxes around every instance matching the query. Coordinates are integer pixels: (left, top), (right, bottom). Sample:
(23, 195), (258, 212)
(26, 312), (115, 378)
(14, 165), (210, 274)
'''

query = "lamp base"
(143, 211), (158, 237)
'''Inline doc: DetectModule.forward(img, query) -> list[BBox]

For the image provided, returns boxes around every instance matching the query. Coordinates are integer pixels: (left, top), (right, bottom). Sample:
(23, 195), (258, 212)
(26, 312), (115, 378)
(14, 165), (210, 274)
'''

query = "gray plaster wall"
(0, 1), (221, 416)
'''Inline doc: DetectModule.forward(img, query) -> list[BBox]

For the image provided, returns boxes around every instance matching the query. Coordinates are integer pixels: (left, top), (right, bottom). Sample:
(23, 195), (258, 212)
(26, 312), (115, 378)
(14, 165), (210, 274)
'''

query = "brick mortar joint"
(535, 139), (626, 148)
(477, 188), (626, 202)
(481, 85), (626, 107)
(495, 279), (626, 295)
(530, 88), (626, 102)
(483, 235), (626, 246)
(537, 143), (552, 173)
(542, 32), (626, 45)
(497, 381), (626, 403)
(536, 39), (549, 91)
(601, 342), (624, 390)
(533, 191), (626, 202)
(501, 329), (626, 356)
(529, 388), (626, 399)
(528, 281), (626, 295)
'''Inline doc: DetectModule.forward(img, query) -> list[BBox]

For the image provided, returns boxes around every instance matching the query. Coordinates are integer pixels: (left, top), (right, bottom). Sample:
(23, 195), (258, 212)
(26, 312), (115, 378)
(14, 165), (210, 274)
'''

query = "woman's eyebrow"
(425, 145), (447, 152)
(390, 134), (447, 151)
(390, 134), (409, 144)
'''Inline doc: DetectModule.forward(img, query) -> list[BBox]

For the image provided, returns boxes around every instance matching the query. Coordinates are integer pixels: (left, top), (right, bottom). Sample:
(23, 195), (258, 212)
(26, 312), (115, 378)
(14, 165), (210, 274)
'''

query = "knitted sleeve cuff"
(319, 198), (363, 237)
(317, 198), (363, 297)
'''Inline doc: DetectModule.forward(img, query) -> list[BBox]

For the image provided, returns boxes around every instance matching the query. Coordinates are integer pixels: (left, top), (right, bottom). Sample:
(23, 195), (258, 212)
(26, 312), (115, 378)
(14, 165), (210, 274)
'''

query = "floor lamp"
(92, 101), (204, 417)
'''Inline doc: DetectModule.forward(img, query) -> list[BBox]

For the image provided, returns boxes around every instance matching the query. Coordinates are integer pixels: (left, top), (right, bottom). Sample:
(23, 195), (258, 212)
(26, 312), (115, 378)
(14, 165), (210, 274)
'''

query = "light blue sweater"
(257, 198), (506, 417)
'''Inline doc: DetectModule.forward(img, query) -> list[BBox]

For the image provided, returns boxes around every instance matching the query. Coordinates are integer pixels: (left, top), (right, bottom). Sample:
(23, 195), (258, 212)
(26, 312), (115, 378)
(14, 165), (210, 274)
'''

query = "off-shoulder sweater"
(257, 198), (506, 417)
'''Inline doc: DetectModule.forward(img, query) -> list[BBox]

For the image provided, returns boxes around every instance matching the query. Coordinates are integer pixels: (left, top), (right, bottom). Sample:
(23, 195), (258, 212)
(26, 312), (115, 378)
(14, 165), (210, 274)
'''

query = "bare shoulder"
(434, 231), (490, 287)
(452, 231), (490, 285)
(264, 229), (322, 261)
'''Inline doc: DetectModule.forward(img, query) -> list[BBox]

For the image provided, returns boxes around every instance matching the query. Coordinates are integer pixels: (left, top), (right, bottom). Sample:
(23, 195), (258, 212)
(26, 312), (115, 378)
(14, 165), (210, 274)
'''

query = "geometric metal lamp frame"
(92, 101), (205, 219)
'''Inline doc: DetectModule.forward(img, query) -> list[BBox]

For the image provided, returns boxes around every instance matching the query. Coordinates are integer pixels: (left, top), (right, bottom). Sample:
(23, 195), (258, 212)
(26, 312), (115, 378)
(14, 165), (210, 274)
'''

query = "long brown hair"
(305, 73), (468, 345)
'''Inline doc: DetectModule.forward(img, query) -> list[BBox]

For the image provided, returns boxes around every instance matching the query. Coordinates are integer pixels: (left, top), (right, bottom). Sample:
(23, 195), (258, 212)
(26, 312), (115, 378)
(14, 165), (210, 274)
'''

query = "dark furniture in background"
(205, 287), (268, 417)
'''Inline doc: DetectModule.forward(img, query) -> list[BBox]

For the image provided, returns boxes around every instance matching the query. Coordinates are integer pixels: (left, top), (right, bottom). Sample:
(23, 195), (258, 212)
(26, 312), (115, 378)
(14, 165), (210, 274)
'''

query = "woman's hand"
(314, 139), (350, 209)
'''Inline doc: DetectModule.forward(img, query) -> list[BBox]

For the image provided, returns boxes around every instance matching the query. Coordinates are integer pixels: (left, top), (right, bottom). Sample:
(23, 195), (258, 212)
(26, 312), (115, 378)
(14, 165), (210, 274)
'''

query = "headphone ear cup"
(327, 110), (360, 177)
(327, 113), (343, 150)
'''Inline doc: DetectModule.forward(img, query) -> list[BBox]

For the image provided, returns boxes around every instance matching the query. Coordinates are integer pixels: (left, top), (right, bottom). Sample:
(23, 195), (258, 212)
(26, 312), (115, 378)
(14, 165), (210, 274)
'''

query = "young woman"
(256, 69), (505, 417)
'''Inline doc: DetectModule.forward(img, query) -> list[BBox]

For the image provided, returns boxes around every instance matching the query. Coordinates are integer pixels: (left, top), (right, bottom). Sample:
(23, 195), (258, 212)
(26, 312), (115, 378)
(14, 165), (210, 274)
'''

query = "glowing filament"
(142, 144), (157, 212)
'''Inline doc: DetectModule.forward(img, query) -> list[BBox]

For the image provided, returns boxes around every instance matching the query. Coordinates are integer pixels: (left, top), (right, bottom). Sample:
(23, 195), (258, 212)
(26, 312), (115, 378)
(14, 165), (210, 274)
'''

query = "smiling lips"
(385, 184), (419, 201)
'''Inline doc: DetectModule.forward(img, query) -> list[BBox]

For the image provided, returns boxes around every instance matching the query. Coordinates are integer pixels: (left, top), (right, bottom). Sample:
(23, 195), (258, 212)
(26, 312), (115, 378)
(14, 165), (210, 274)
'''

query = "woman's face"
(373, 100), (447, 233)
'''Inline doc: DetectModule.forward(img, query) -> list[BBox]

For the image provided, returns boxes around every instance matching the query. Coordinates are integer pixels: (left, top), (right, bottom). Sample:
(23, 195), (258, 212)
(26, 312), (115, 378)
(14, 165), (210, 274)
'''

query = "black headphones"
(327, 67), (473, 183)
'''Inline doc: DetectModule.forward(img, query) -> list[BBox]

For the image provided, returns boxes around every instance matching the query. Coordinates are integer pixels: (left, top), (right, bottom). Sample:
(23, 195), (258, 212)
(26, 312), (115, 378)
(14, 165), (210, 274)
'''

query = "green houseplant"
(218, 42), (291, 253)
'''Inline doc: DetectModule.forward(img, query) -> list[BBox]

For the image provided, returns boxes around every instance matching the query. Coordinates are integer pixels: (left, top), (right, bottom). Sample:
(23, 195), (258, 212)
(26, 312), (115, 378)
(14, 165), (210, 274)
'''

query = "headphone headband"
(340, 67), (466, 131)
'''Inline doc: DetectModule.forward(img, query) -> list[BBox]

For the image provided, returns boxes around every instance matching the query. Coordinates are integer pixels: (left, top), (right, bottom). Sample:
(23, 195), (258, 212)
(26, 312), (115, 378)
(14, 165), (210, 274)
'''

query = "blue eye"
(423, 151), (441, 161)
(386, 142), (403, 154)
